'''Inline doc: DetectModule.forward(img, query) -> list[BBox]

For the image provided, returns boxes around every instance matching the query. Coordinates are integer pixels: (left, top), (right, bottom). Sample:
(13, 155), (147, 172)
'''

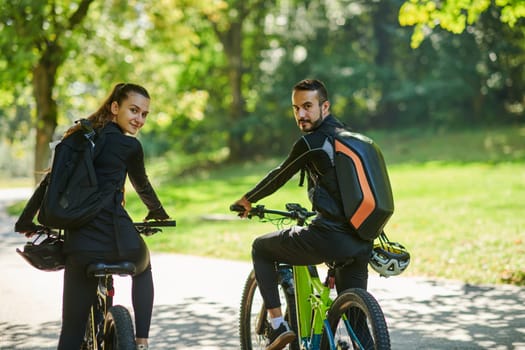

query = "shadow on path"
(376, 280), (525, 349)
(0, 299), (239, 350)
(1, 189), (525, 349)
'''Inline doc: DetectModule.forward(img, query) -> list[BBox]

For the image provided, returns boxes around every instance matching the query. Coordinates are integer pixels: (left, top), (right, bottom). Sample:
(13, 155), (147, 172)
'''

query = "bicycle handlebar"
(230, 203), (316, 226)
(134, 220), (177, 227)
(134, 220), (177, 236)
(21, 220), (176, 238)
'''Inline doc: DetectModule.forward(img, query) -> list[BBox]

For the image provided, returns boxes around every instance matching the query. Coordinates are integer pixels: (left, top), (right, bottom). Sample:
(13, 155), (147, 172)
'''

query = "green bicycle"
(231, 203), (391, 350)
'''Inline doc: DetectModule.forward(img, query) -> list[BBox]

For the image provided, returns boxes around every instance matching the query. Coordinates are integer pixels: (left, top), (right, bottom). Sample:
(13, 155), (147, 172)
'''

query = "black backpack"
(37, 119), (108, 229)
(331, 129), (394, 241)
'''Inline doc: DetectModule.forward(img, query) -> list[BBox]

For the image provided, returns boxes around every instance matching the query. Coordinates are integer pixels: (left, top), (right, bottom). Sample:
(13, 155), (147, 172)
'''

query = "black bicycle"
(80, 220), (176, 350)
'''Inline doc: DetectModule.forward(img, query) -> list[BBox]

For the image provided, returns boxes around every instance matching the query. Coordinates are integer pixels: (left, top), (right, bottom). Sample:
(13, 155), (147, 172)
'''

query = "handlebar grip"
(134, 220), (177, 227)
(230, 204), (246, 212)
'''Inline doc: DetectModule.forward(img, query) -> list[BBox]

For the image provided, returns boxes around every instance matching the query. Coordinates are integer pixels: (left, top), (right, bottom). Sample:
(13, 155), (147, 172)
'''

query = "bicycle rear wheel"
(103, 305), (136, 350)
(321, 288), (390, 350)
(239, 269), (299, 350)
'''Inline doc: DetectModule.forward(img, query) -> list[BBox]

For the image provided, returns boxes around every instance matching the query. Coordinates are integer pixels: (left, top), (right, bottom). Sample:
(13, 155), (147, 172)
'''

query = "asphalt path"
(0, 188), (524, 349)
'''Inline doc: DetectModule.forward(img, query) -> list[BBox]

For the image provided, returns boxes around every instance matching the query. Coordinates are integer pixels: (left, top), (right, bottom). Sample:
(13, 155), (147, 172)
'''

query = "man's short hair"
(293, 79), (329, 104)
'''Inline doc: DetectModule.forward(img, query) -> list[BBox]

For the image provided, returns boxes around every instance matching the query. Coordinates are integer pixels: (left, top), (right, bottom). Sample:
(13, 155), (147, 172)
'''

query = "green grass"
(5, 125), (525, 285)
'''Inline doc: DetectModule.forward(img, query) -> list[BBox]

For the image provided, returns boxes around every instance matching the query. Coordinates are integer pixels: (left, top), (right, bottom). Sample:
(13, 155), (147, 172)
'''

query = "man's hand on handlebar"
(231, 197), (252, 218)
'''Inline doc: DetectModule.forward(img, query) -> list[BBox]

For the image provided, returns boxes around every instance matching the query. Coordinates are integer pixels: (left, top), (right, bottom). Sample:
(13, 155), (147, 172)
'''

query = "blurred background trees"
(0, 0), (523, 182)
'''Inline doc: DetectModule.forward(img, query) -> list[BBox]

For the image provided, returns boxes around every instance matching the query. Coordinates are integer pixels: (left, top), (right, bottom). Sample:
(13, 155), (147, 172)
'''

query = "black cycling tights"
(57, 255), (154, 349)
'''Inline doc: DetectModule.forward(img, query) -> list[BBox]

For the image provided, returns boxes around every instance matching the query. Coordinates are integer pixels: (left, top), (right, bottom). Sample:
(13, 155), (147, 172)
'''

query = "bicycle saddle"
(86, 261), (137, 277)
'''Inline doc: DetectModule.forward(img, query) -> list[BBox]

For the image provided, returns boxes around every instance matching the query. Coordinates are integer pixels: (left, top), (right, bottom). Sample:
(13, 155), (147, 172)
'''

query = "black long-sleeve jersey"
(245, 115), (346, 220)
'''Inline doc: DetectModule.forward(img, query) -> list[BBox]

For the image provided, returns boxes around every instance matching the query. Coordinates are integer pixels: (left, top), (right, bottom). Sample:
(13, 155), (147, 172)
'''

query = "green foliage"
(0, 0), (524, 177)
(400, 0), (525, 48)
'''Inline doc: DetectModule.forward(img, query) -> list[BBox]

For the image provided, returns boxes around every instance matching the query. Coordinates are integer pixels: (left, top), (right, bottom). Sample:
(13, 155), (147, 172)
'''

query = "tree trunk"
(29, 0), (94, 184)
(373, 0), (399, 128)
(32, 51), (59, 184)
(207, 0), (268, 161)
(224, 21), (246, 161)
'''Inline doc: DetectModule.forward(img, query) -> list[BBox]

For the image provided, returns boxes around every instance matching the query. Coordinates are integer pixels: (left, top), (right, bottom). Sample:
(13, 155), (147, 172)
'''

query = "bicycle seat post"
(325, 266), (336, 289)
(97, 274), (114, 298)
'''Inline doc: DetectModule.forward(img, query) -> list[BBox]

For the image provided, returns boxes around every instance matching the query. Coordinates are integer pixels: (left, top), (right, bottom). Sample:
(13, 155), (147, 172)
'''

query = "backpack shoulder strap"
(298, 126), (339, 187)
(298, 168), (306, 187)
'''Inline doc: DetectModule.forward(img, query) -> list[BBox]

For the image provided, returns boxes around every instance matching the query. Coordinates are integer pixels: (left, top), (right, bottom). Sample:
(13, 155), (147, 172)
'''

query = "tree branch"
(67, 0), (95, 30)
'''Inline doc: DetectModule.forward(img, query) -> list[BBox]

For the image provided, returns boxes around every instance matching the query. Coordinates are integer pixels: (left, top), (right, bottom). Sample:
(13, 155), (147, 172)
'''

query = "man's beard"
(299, 112), (323, 132)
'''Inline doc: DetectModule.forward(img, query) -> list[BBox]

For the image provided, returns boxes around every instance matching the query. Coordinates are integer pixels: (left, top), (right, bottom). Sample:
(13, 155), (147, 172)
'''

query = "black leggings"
(252, 223), (372, 309)
(57, 248), (154, 349)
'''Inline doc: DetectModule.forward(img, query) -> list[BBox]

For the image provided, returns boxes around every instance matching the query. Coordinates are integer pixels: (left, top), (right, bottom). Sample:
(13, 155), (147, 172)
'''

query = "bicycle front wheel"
(103, 305), (136, 350)
(239, 269), (298, 350)
(321, 288), (390, 350)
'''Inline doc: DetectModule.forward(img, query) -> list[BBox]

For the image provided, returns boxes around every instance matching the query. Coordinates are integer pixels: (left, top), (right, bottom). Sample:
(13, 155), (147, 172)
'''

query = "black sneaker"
(266, 321), (296, 350)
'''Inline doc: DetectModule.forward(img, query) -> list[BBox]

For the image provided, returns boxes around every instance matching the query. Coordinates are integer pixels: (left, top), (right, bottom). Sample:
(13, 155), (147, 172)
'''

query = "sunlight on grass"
(385, 163), (525, 285)
(121, 161), (525, 286)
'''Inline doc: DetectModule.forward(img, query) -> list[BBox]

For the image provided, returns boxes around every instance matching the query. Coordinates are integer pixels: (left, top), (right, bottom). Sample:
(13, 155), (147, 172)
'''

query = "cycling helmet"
(369, 232), (410, 277)
(16, 230), (65, 271)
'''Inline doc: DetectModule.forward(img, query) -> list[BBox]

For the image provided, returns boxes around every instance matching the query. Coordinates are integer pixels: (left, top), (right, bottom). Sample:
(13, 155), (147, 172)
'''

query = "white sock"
(270, 316), (284, 329)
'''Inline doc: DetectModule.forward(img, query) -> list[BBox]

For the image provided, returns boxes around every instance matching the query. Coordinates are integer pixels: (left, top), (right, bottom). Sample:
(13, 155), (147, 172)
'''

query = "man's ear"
(321, 100), (331, 116)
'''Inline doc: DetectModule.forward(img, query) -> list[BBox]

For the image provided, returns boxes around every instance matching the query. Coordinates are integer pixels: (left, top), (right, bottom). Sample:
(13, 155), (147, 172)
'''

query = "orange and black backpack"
(329, 128), (394, 241)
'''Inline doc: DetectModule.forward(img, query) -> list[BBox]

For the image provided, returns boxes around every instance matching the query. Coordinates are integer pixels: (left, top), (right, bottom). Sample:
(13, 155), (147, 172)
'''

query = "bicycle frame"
(83, 274), (113, 350)
(293, 265), (337, 350)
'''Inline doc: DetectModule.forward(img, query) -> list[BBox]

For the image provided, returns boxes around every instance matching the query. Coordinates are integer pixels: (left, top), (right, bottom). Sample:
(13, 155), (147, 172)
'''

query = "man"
(233, 79), (373, 350)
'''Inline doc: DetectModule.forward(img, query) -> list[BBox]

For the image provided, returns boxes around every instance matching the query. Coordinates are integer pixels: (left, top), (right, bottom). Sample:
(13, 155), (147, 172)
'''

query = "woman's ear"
(110, 101), (119, 115)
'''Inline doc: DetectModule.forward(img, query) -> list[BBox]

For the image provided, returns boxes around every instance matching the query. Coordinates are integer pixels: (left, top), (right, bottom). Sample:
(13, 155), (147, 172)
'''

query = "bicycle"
(231, 203), (390, 350)
(80, 220), (176, 350)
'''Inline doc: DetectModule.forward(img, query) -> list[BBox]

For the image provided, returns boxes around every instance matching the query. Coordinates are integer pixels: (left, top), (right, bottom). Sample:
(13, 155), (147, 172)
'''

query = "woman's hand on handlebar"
(231, 197), (252, 218)
(144, 206), (171, 221)
(14, 221), (45, 238)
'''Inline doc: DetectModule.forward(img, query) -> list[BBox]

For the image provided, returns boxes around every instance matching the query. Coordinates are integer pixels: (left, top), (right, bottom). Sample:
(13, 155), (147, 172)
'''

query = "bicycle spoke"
(323, 289), (390, 350)
(239, 269), (299, 350)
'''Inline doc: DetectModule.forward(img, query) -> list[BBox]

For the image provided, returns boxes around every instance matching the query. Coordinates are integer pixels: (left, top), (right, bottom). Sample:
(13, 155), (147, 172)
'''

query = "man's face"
(292, 89), (329, 132)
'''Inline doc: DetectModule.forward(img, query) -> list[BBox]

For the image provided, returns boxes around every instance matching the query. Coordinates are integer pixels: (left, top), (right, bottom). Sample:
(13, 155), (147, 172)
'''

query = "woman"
(17, 83), (170, 350)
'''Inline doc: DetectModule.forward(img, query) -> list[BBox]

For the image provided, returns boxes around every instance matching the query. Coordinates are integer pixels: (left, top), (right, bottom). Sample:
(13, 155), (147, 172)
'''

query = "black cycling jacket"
(63, 122), (163, 255)
(245, 115), (348, 225)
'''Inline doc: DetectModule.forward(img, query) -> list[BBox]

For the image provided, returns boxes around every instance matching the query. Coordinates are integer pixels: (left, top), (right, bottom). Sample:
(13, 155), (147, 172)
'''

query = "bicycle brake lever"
(137, 227), (162, 236)
(253, 205), (265, 219)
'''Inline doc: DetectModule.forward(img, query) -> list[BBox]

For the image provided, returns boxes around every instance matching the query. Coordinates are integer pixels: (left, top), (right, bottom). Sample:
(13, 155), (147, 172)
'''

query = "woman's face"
(111, 92), (150, 135)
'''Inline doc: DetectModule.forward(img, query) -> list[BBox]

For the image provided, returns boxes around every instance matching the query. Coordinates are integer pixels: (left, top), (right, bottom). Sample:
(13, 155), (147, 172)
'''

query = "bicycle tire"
(321, 288), (390, 350)
(239, 269), (299, 350)
(103, 305), (136, 350)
